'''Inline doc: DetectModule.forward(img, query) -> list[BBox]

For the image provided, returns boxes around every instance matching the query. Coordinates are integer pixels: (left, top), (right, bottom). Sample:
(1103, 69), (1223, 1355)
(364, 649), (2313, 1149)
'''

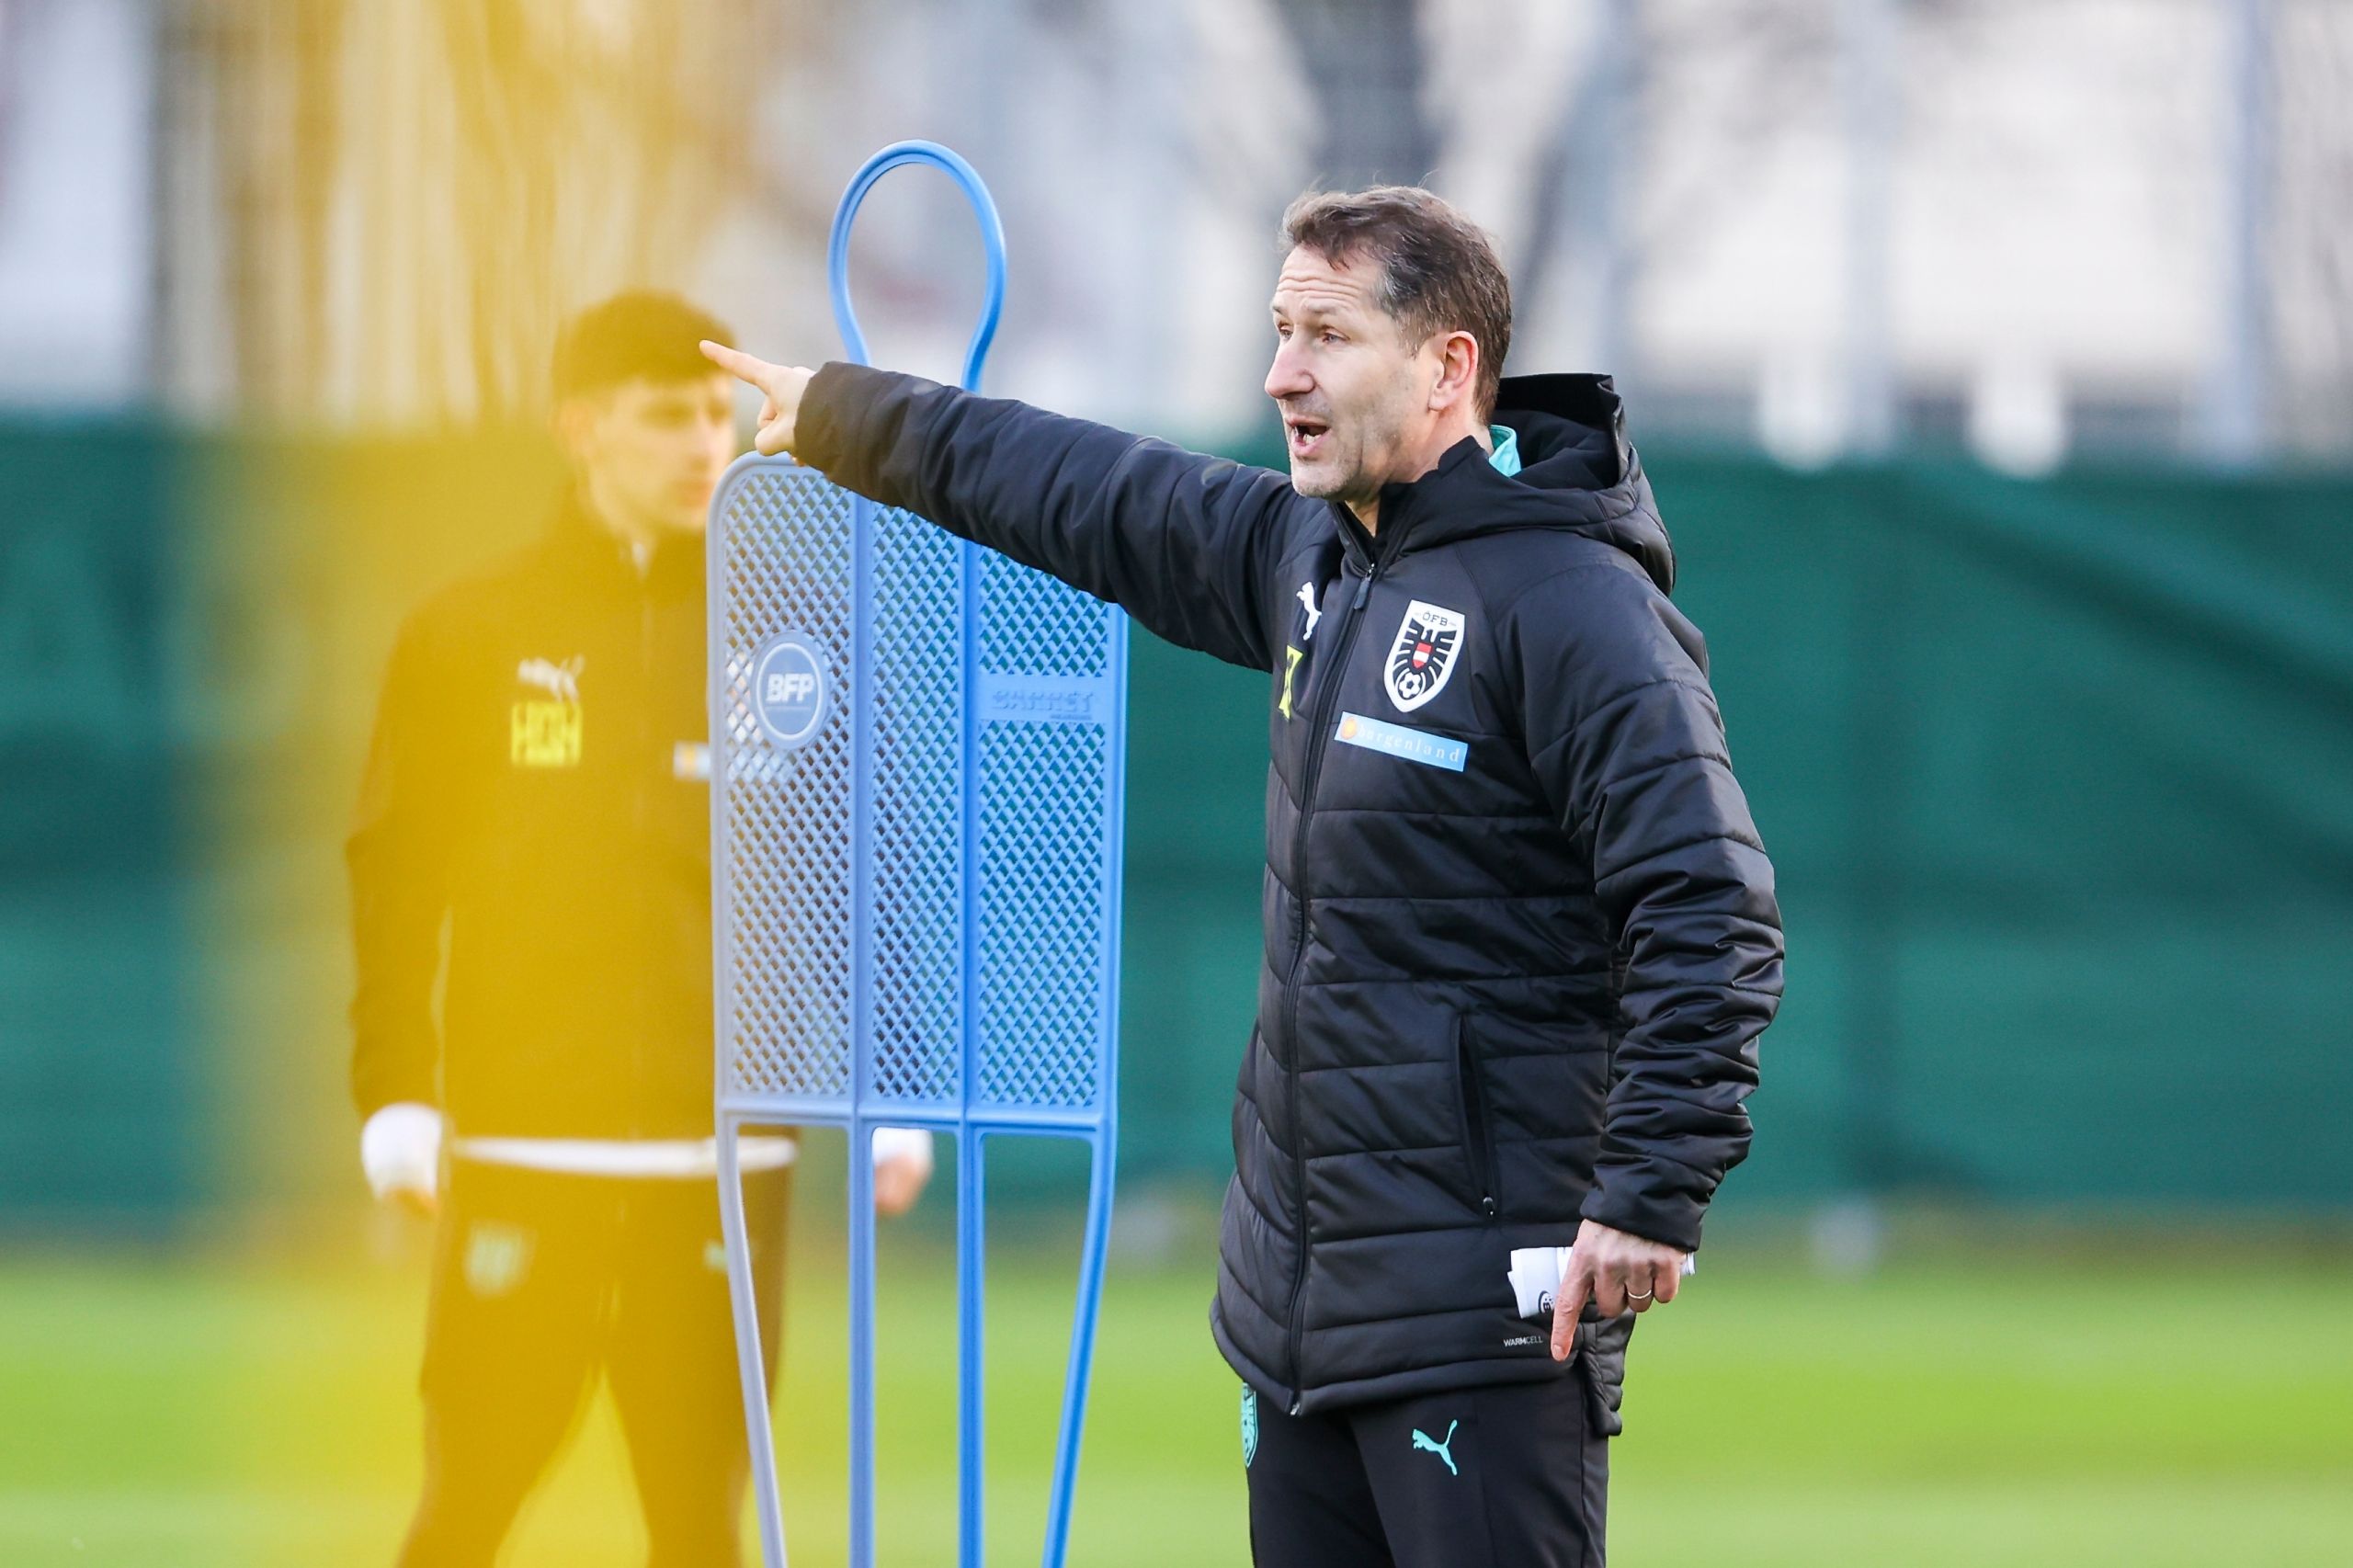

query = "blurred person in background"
(347, 290), (936, 1567)
(705, 189), (1781, 1568)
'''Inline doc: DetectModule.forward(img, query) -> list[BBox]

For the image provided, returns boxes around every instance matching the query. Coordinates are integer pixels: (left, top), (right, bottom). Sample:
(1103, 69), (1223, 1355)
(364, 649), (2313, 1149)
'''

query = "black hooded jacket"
(347, 498), (720, 1138)
(799, 364), (1783, 1414)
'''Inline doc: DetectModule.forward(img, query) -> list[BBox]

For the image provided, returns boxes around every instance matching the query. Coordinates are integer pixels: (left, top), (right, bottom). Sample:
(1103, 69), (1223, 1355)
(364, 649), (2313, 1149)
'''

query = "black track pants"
(396, 1159), (790, 1568)
(1242, 1343), (1622, 1568)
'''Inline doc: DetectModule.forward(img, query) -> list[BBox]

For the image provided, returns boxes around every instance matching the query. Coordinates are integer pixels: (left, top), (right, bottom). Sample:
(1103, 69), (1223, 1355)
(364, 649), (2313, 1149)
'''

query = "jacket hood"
(1354, 372), (1676, 596)
(1493, 373), (1676, 595)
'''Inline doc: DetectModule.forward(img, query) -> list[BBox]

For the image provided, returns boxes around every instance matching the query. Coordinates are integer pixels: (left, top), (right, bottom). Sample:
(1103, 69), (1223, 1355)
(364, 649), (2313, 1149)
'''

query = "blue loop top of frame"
(827, 140), (1008, 392)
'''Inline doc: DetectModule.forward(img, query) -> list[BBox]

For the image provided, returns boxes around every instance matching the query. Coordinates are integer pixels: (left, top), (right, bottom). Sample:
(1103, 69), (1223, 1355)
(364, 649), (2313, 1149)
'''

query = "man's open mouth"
(1286, 415), (1330, 459)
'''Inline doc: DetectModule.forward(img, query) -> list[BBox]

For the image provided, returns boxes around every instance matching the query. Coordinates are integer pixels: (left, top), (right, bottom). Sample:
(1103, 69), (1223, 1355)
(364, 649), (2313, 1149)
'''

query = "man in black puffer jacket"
(707, 187), (1782, 1567)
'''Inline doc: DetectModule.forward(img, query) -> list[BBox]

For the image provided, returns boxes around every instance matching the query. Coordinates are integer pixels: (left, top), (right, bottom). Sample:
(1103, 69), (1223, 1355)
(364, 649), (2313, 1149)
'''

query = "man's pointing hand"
(700, 341), (814, 457)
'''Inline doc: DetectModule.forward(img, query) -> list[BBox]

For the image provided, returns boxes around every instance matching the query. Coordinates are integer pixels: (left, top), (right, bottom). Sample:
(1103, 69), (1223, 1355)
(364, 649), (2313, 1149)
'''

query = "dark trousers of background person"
(1244, 1321), (1628, 1568)
(397, 1158), (791, 1568)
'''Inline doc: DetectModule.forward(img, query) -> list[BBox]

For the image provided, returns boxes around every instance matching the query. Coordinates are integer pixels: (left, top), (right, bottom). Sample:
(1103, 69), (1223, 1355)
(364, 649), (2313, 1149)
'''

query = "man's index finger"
(699, 340), (772, 390)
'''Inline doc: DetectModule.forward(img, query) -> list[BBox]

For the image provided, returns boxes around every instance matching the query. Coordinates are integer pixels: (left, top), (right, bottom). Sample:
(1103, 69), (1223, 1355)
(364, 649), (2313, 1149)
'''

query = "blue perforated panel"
(869, 506), (965, 1105)
(715, 465), (855, 1103)
(710, 460), (1123, 1128)
(977, 558), (1117, 1111)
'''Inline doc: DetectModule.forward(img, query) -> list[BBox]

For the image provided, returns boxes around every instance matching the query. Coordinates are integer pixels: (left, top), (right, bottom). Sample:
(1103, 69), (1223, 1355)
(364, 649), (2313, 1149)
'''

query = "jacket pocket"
(1574, 1311), (1632, 1437)
(1452, 1015), (1501, 1219)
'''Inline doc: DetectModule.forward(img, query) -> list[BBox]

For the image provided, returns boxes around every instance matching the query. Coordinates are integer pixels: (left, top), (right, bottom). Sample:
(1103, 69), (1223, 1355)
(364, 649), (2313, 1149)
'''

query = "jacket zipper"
(1455, 1016), (1500, 1218)
(1279, 559), (1376, 1413)
(632, 588), (654, 1134)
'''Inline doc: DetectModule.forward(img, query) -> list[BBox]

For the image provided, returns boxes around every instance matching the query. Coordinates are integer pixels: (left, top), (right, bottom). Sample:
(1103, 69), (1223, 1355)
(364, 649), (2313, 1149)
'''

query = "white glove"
(870, 1126), (935, 1215)
(361, 1102), (443, 1209)
(870, 1126), (935, 1176)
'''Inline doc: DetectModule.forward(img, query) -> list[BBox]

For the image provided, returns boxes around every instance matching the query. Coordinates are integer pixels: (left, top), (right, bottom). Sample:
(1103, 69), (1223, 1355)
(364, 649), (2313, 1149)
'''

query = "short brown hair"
(552, 290), (734, 402)
(1279, 187), (1513, 418)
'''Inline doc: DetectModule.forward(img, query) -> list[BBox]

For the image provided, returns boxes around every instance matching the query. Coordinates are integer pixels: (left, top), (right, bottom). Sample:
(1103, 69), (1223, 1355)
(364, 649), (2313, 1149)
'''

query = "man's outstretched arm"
(703, 343), (1294, 673)
(1510, 568), (1783, 1350)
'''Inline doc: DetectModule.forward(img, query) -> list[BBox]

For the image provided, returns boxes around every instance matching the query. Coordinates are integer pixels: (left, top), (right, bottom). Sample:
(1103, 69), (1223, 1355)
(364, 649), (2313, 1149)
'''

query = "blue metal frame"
(827, 141), (1006, 392)
(711, 140), (1125, 1568)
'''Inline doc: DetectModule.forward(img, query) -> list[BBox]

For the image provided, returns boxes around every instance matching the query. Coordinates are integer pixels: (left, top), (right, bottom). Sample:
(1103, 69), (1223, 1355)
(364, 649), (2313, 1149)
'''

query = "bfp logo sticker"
(752, 631), (829, 749)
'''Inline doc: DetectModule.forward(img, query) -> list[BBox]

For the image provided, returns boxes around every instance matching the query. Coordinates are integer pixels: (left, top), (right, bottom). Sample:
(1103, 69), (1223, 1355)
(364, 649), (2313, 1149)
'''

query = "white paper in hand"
(1507, 1246), (1571, 1320)
(1508, 1244), (1699, 1319)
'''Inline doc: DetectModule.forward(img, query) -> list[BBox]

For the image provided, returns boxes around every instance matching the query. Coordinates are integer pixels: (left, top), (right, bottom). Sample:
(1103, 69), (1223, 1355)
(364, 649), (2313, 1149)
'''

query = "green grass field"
(2, 1230), (2348, 1566)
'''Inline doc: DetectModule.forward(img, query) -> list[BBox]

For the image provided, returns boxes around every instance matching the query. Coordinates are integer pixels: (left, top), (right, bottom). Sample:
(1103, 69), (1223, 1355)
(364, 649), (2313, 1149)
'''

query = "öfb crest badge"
(1384, 600), (1465, 712)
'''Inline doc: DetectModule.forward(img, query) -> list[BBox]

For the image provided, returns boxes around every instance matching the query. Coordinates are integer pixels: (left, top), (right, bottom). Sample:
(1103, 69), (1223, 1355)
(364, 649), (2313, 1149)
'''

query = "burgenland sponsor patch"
(1334, 711), (1467, 773)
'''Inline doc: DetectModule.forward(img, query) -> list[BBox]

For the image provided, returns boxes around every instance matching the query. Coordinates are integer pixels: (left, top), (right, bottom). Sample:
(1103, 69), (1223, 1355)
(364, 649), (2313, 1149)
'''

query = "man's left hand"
(1550, 1219), (1687, 1360)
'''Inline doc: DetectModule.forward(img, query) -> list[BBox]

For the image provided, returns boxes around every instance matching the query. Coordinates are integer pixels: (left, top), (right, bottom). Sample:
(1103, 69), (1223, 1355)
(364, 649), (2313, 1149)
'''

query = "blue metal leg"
(721, 1114), (791, 1568)
(848, 472), (879, 1568)
(958, 1128), (988, 1567)
(849, 1119), (878, 1568)
(1040, 1134), (1117, 1568)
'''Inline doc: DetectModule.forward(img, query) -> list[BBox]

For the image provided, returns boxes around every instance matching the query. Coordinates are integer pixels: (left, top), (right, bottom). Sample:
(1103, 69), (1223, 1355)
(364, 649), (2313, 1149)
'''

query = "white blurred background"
(2, 0), (2346, 471)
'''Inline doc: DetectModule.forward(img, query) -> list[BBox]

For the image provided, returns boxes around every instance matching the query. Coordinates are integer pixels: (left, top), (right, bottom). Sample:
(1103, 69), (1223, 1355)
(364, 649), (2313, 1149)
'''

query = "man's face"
(1266, 245), (1436, 507)
(563, 372), (736, 535)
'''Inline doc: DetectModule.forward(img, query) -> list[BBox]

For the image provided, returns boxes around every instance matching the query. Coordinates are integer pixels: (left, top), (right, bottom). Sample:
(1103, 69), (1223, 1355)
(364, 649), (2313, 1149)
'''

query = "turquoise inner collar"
(1487, 424), (1521, 477)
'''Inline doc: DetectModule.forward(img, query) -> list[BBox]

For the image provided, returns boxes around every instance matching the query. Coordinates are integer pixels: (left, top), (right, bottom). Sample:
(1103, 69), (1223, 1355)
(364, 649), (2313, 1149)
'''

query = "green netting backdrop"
(3, 427), (2347, 1219)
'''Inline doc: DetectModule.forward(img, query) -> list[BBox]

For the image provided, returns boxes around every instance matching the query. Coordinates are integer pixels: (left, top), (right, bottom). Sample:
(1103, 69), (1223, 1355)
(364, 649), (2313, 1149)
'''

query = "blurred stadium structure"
(3, 0), (2351, 1234)
(1, 0), (2347, 461)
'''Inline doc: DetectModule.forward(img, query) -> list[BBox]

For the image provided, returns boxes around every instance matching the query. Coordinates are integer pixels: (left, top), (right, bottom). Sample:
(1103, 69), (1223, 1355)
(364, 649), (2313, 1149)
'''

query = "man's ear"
(553, 392), (600, 463)
(1429, 331), (1481, 415)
